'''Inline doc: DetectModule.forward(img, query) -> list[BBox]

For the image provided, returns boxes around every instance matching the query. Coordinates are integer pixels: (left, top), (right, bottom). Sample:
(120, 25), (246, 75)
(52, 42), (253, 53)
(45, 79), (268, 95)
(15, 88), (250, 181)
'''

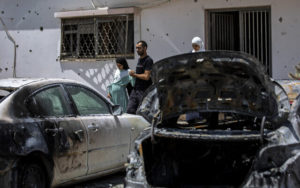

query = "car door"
(27, 85), (88, 183)
(64, 84), (131, 175)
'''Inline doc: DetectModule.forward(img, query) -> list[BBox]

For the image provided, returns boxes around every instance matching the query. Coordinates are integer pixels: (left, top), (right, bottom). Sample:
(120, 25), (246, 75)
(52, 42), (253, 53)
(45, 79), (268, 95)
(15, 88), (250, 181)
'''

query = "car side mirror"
(112, 105), (123, 116)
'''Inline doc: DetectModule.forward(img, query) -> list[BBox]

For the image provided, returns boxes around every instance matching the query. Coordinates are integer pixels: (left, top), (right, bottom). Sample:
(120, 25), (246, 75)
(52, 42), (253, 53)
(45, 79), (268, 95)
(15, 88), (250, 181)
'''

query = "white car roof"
(0, 78), (46, 90)
(0, 78), (82, 90)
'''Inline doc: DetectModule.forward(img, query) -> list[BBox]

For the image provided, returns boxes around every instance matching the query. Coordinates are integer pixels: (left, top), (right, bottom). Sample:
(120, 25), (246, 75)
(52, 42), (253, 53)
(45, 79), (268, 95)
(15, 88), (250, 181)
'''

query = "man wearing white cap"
(191, 36), (205, 53)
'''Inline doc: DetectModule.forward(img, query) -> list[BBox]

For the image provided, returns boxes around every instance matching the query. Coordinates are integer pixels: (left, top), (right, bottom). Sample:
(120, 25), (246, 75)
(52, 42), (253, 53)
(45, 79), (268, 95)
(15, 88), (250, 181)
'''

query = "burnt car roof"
(149, 51), (279, 120)
(0, 78), (84, 90)
(0, 78), (46, 91)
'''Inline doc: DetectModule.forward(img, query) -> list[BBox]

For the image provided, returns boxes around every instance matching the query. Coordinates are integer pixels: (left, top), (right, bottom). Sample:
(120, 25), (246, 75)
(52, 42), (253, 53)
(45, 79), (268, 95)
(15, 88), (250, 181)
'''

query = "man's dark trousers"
(126, 89), (145, 114)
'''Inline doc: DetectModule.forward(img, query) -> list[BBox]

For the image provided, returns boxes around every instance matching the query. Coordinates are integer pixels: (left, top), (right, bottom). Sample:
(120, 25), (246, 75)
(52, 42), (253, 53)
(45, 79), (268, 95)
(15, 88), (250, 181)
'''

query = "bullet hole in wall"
(78, 73), (81, 76)
(16, 4), (19, 7)
(29, 49), (32, 53)
(5, 68), (8, 71)
(10, 18), (14, 21)
(16, 45), (19, 48)
(40, 27), (43, 31)
(146, 28), (149, 32)
(194, 0), (198, 2)
(22, 17), (25, 20)
(35, 11), (39, 15)
(1, 11), (4, 14)
(166, 33), (169, 36)
(279, 17), (283, 23)
(28, 10), (31, 14)
(48, 7), (51, 10)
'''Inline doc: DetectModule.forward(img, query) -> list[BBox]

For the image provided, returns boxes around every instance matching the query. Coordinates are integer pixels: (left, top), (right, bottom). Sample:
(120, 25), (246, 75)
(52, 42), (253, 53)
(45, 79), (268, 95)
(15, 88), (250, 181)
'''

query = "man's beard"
(137, 51), (144, 56)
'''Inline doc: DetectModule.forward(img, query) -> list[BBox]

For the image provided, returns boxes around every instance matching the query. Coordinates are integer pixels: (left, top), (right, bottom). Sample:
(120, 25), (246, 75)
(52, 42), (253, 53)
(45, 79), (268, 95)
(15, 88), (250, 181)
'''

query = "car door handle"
(74, 129), (84, 142)
(88, 124), (99, 132)
(45, 127), (63, 136)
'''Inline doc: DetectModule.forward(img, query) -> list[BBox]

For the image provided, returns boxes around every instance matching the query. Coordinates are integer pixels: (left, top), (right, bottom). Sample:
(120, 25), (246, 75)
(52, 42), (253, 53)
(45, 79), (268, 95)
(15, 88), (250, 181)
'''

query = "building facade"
(1, 0), (299, 95)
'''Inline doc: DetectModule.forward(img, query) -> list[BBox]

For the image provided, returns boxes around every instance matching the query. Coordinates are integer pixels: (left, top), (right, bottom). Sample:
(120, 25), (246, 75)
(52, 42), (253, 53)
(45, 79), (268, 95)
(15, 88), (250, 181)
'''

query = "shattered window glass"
(66, 85), (110, 115)
(28, 86), (72, 117)
(61, 15), (134, 60)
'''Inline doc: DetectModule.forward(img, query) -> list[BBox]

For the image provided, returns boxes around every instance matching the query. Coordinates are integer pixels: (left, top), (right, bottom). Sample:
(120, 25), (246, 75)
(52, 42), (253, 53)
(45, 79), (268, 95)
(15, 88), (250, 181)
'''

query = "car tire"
(17, 162), (47, 188)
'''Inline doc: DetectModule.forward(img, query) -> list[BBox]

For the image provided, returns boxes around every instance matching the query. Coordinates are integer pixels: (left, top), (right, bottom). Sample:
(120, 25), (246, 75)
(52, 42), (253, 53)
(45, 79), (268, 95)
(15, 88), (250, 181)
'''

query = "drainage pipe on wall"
(0, 17), (17, 78)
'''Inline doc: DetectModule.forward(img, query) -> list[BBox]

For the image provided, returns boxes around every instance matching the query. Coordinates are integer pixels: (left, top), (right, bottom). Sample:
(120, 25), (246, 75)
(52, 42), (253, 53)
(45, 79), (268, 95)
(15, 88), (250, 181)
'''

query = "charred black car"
(125, 51), (300, 187)
(0, 78), (149, 188)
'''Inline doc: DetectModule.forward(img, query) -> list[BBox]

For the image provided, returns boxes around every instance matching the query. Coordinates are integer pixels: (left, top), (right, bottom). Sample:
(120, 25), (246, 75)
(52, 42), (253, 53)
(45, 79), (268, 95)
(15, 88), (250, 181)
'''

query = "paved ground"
(60, 171), (125, 188)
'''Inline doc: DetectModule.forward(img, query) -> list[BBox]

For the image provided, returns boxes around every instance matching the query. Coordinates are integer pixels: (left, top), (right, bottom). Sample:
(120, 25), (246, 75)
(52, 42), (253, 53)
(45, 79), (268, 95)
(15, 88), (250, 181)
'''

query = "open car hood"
(138, 51), (282, 121)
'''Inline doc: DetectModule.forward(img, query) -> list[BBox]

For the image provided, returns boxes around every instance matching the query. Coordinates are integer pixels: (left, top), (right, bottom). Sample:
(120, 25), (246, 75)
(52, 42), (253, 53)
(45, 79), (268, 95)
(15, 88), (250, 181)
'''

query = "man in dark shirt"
(127, 40), (153, 114)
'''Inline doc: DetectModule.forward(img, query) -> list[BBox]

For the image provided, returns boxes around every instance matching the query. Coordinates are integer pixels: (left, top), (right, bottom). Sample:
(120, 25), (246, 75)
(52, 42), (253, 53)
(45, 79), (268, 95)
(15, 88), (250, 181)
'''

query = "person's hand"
(107, 93), (111, 99)
(129, 70), (135, 76)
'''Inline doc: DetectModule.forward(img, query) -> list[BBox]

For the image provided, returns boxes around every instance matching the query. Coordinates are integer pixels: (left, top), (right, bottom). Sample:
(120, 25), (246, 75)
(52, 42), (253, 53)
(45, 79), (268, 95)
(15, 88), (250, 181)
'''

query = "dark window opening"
(207, 7), (271, 75)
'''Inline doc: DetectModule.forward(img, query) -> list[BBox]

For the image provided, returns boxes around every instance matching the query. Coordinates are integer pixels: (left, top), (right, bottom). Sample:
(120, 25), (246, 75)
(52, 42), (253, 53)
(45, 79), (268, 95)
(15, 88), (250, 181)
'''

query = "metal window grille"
(61, 15), (134, 60)
(210, 12), (239, 51)
(207, 8), (271, 75)
(240, 10), (271, 75)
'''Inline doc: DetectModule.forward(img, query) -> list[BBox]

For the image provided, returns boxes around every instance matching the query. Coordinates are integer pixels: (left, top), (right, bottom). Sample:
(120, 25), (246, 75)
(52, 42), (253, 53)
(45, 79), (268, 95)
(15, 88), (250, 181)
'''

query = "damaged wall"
(0, 0), (300, 95)
(141, 0), (300, 79)
(0, 0), (144, 93)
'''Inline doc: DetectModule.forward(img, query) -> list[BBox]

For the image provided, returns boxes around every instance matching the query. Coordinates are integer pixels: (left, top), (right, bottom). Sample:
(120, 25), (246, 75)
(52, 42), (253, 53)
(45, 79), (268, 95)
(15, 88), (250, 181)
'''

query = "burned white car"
(0, 78), (149, 188)
(125, 51), (300, 187)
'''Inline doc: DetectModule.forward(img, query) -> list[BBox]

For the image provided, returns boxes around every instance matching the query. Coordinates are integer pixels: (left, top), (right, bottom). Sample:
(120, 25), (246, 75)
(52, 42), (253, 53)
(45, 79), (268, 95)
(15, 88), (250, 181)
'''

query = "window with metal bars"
(206, 7), (271, 75)
(61, 15), (134, 60)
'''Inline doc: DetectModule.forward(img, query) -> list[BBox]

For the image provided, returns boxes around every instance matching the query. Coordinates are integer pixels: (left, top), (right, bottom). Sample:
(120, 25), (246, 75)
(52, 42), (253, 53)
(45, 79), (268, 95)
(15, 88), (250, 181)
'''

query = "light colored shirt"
(113, 69), (131, 83)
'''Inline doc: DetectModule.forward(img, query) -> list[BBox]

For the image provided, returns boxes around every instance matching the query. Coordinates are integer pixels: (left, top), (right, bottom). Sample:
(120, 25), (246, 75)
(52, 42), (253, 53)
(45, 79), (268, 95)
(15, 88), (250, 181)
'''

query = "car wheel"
(18, 162), (46, 188)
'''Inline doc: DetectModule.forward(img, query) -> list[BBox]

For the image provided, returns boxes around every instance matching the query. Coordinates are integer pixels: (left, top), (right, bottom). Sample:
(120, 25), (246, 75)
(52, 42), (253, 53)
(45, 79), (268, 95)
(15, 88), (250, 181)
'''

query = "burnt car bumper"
(125, 177), (148, 188)
(125, 125), (300, 188)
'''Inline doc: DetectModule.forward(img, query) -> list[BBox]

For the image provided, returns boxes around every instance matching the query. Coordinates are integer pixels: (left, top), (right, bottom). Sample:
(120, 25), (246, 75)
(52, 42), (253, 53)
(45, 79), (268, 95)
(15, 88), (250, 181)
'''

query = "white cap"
(191, 36), (205, 52)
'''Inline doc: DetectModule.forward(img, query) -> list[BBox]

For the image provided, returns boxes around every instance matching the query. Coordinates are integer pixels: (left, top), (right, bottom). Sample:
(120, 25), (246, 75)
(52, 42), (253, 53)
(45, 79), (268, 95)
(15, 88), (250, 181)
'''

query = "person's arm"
(107, 84), (112, 98)
(129, 70), (151, 80)
(129, 57), (153, 80)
